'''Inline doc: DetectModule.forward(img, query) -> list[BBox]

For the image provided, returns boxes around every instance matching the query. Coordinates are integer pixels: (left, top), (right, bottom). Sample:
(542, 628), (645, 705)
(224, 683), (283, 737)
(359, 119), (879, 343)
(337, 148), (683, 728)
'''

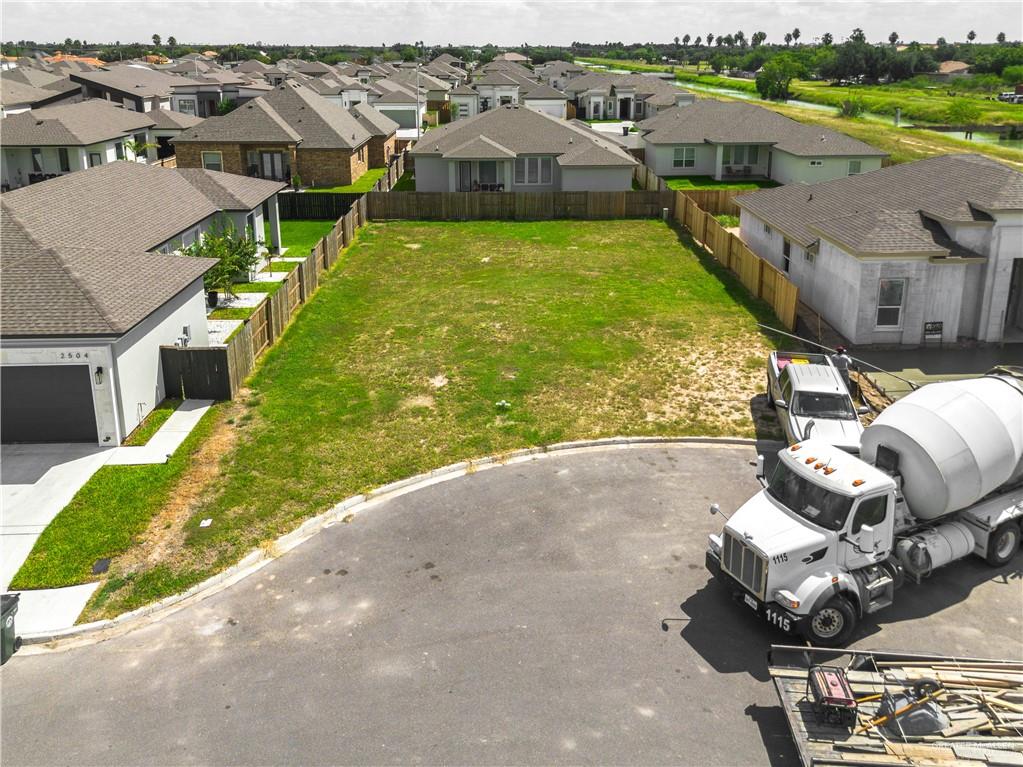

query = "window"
(31, 148), (43, 173)
(245, 212), (255, 239)
(58, 147), (70, 172)
(247, 150), (258, 175)
(809, 159), (824, 167)
(133, 132), (147, 146)
(357, 146), (365, 163)
(722, 145), (747, 165)
(763, 222), (772, 236)
(89, 152), (102, 167)
(673, 147), (695, 168)
(499, 95), (512, 105)
(115, 142), (124, 160)
(804, 250), (815, 264)
(851, 495), (887, 534)
(848, 159), (862, 175)
(514, 157), (552, 186)
(201, 151), (223, 172)
(178, 98), (197, 116)
(782, 238), (792, 273)
(876, 278), (906, 328)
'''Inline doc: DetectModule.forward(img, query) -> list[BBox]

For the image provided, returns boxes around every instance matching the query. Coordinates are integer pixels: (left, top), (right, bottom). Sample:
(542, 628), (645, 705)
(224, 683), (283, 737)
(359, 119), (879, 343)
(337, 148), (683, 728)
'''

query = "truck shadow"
(854, 555), (1022, 641)
(744, 703), (804, 767)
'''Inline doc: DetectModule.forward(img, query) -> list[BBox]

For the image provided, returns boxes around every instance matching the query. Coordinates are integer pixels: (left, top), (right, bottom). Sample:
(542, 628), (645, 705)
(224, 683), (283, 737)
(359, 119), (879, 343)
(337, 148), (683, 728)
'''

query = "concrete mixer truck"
(705, 371), (1023, 646)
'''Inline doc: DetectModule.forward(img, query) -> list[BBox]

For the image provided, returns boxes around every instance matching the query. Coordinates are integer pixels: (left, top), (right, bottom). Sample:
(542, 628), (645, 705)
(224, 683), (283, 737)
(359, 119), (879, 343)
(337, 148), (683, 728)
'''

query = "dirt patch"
(401, 394), (436, 410)
(114, 398), (243, 574)
(429, 374), (449, 389)
(404, 243), (422, 250)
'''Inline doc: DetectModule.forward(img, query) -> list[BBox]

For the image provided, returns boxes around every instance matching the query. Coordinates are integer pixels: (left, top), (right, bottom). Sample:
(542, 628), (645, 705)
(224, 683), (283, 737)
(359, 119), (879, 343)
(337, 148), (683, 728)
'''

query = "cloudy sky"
(3, 0), (1020, 47)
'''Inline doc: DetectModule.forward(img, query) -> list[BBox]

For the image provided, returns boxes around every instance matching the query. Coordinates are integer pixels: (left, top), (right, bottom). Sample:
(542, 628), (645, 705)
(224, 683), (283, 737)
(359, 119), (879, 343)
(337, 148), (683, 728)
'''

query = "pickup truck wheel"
(986, 522), (1021, 567)
(802, 596), (857, 647)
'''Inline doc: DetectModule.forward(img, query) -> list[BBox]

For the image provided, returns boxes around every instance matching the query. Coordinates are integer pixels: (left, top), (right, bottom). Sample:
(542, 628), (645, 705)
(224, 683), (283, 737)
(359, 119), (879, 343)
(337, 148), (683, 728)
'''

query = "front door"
(841, 494), (891, 571)
(1004, 259), (1023, 341)
(619, 98), (631, 119)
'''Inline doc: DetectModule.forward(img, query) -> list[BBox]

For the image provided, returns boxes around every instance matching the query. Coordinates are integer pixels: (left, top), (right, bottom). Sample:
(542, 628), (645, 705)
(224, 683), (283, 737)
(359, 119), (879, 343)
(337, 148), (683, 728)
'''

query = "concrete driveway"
(2, 443), (1020, 766)
(1, 443), (112, 590)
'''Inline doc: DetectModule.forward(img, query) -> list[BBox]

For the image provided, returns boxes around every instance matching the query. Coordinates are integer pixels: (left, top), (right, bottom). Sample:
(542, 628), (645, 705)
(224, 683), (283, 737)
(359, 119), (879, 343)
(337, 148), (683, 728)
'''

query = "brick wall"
(296, 144), (368, 187)
(367, 135), (396, 168)
(173, 142), (296, 179)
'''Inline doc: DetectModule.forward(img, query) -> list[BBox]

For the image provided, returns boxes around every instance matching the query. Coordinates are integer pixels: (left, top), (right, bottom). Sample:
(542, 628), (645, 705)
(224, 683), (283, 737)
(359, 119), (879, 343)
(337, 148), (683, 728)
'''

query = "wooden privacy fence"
(162, 195), (371, 400)
(366, 190), (676, 221)
(277, 153), (406, 219)
(677, 188), (742, 217)
(673, 192), (798, 330)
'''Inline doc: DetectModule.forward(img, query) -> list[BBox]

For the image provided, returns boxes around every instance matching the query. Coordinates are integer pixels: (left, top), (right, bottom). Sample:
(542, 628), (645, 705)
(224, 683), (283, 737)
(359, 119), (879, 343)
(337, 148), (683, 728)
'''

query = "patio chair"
(723, 165), (734, 177)
(742, 165), (752, 176)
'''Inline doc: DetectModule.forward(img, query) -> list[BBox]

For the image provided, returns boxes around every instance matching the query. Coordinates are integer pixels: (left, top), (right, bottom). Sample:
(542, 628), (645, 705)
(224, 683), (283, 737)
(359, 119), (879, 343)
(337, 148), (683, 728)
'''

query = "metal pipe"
(756, 323), (921, 391)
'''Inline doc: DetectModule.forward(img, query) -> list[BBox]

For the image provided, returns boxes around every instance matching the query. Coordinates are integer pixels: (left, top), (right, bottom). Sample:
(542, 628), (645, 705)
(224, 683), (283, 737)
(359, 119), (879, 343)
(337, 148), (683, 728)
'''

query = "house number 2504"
(59, 352), (88, 359)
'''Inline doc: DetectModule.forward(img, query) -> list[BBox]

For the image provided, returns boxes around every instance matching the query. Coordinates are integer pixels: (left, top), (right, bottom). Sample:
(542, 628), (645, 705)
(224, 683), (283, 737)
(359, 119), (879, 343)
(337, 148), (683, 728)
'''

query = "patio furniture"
(742, 165), (752, 176)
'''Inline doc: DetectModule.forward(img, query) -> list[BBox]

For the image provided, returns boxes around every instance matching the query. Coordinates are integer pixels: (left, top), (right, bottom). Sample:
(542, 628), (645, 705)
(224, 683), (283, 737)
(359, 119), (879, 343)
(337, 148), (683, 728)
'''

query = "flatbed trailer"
(768, 644), (1023, 766)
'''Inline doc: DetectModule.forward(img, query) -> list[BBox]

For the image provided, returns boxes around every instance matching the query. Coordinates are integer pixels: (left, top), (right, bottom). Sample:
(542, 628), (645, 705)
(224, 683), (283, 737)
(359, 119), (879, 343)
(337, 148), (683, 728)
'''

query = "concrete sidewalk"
(3, 399), (212, 632)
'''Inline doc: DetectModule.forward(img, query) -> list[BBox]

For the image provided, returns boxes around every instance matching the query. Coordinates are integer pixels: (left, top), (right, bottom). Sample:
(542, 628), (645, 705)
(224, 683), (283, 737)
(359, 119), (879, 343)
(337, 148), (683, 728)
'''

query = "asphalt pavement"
(2, 443), (1020, 766)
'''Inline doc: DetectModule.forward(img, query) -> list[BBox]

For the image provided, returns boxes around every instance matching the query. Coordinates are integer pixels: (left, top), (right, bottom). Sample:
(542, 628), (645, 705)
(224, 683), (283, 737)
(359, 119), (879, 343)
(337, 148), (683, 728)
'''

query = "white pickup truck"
(767, 351), (865, 454)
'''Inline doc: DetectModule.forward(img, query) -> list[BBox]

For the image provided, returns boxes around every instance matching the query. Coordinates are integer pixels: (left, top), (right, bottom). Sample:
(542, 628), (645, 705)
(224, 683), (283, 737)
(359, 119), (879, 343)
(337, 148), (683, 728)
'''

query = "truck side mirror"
(709, 503), (720, 516)
(858, 524), (877, 553)
(755, 454), (765, 479)
(775, 399), (787, 410)
(857, 406), (869, 416)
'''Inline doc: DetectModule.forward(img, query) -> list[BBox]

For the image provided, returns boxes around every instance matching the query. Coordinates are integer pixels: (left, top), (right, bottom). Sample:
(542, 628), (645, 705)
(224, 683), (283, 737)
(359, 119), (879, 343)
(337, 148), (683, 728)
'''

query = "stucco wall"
(642, 143), (716, 177)
(523, 99), (567, 119)
(376, 104), (420, 129)
(560, 166), (634, 192)
(410, 156), (450, 191)
(113, 278), (210, 439)
(769, 152), (883, 185)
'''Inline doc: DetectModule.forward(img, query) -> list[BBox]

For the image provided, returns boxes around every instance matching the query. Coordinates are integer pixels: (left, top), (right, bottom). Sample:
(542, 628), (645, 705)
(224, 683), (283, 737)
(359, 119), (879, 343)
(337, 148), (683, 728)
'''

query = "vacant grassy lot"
(309, 167), (388, 193)
(58, 219), (781, 619)
(664, 176), (779, 190)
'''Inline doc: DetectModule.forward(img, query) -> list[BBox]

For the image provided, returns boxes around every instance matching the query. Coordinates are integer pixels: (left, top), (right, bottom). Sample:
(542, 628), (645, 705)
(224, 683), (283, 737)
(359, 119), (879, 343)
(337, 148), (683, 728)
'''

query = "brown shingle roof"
(349, 102), (398, 137)
(0, 99), (155, 146)
(1, 205), (216, 337)
(70, 66), (188, 98)
(736, 154), (1023, 249)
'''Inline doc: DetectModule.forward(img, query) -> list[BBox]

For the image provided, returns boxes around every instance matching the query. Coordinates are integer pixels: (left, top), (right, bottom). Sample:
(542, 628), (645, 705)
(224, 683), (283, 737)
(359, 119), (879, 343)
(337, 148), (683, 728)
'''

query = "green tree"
(694, 36), (702, 47)
(152, 33), (161, 48)
(889, 31), (899, 46)
(1003, 64), (1023, 84)
(755, 53), (802, 98)
(751, 31), (766, 47)
(167, 35), (177, 47)
(792, 28), (801, 45)
(185, 217), (261, 297)
(706, 33), (714, 47)
(682, 34), (691, 47)
(124, 138), (156, 160)
(997, 32), (1007, 44)
(946, 98), (981, 125)
(216, 99), (237, 115)
(400, 45), (417, 61)
(849, 28), (866, 43)
(821, 32), (834, 46)
(967, 30), (976, 43)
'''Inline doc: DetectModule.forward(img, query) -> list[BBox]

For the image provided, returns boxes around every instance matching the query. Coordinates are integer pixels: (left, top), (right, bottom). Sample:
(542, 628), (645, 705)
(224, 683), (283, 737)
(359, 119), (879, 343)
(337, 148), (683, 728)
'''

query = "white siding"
(769, 151), (883, 185)
(643, 142), (716, 177)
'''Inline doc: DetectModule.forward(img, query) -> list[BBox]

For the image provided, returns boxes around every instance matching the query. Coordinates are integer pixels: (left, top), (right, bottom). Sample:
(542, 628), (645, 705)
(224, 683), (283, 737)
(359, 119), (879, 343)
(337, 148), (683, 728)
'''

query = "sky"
(3, 0), (1021, 47)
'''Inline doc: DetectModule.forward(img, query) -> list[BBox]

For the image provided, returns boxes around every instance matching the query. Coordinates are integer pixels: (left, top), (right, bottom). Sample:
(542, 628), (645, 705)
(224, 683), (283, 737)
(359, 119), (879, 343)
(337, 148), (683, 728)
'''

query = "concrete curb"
(21, 435), (774, 651)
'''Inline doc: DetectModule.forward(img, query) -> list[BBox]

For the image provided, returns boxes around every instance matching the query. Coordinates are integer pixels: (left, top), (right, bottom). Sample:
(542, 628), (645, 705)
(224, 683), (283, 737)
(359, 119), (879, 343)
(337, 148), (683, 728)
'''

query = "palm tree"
(821, 32), (833, 46)
(694, 36), (702, 47)
(124, 138), (156, 162)
(784, 32), (793, 46)
(997, 32), (1006, 44)
(706, 33), (714, 47)
(152, 33), (161, 48)
(735, 30), (747, 48)
(792, 28), (801, 45)
(682, 34), (691, 47)
(889, 31), (899, 46)
(167, 35), (177, 47)
(967, 30), (976, 43)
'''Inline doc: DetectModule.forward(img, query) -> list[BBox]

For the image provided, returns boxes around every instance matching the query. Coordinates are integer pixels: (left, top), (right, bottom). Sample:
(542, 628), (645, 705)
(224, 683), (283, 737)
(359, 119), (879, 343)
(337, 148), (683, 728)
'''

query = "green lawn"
(233, 281), (284, 295)
(265, 219), (337, 258)
(715, 214), (740, 228)
(123, 399), (182, 446)
(56, 219), (782, 620)
(10, 408), (220, 590)
(208, 306), (256, 320)
(664, 175), (779, 190)
(308, 167), (389, 193)
(391, 171), (415, 191)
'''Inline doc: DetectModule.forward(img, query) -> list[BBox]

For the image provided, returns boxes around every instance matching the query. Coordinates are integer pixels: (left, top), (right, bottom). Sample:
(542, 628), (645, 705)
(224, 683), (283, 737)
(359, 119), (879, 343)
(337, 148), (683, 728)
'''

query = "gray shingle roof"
(735, 154), (1023, 250)
(70, 66), (188, 97)
(522, 84), (568, 100)
(173, 97), (302, 144)
(1, 160), (283, 253)
(349, 102), (398, 137)
(0, 99), (155, 146)
(449, 83), (478, 96)
(175, 167), (288, 210)
(148, 107), (204, 130)
(637, 101), (885, 157)
(1, 204), (216, 337)
(409, 104), (637, 167)
(0, 79), (55, 107)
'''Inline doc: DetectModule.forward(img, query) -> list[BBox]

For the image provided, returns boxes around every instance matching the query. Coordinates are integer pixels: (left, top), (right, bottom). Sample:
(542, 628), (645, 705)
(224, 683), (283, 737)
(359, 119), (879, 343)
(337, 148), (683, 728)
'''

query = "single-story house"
(431, 53), (467, 71)
(148, 106), (204, 159)
(637, 100), (887, 183)
(299, 74), (369, 108)
(369, 81), (427, 129)
(449, 83), (481, 120)
(1, 67), (82, 109)
(493, 52), (530, 63)
(735, 154), (1023, 346)
(536, 60), (586, 91)
(1, 99), (158, 189)
(561, 72), (694, 121)
(409, 104), (637, 192)
(521, 84), (569, 119)
(172, 81), (375, 187)
(350, 102), (399, 166)
(0, 160), (285, 444)
(933, 60), (972, 80)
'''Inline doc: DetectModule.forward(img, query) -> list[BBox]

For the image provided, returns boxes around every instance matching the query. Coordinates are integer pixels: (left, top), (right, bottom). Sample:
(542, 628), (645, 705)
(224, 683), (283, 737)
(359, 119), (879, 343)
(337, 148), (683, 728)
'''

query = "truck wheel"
(986, 522), (1021, 567)
(802, 596), (857, 647)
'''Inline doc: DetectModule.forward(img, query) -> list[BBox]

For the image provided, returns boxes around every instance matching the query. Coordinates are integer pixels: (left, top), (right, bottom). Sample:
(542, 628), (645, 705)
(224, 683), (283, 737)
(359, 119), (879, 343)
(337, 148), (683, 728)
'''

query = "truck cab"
(707, 439), (899, 645)
(767, 352), (864, 453)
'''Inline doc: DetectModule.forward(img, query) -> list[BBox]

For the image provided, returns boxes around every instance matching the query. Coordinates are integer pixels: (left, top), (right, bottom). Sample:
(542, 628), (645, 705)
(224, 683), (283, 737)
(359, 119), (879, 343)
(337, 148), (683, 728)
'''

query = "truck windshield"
(791, 392), (856, 420)
(766, 461), (854, 531)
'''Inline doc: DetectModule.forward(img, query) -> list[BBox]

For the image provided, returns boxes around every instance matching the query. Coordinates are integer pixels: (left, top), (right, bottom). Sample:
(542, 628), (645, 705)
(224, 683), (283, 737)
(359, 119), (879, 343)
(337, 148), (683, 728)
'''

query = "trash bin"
(1, 593), (21, 665)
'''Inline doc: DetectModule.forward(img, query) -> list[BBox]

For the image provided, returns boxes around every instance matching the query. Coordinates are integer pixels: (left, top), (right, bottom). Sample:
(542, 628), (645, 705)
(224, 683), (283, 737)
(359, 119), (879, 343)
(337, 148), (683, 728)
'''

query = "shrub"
(185, 216), (261, 296)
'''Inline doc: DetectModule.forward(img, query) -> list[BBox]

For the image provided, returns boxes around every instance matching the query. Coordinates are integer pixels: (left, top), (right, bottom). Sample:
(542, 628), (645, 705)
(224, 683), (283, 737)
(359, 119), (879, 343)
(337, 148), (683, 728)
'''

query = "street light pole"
(416, 62), (422, 140)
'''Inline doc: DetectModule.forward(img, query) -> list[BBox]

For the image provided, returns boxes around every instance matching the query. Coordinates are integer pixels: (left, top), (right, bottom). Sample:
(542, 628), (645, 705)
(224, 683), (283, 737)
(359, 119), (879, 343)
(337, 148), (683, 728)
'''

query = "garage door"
(1, 365), (98, 443)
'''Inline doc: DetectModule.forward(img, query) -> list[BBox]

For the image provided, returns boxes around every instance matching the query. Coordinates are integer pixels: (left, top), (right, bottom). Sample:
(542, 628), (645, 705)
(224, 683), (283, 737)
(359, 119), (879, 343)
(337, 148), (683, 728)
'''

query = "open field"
(14, 219), (784, 616)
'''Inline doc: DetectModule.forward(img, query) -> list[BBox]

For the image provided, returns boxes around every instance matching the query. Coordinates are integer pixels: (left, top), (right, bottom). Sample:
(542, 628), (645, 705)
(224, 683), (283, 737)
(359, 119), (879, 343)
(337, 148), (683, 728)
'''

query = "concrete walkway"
(857, 346), (1023, 400)
(4, 399), (213, 632)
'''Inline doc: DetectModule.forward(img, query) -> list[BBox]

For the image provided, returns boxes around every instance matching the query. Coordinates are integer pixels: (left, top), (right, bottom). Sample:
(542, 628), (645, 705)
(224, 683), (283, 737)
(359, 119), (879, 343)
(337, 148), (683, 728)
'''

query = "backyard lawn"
(308, 167), (388, 193)
(14, 219), (784, 618)
(664, 175), (779, 191)
(264, 218), (336, 258)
